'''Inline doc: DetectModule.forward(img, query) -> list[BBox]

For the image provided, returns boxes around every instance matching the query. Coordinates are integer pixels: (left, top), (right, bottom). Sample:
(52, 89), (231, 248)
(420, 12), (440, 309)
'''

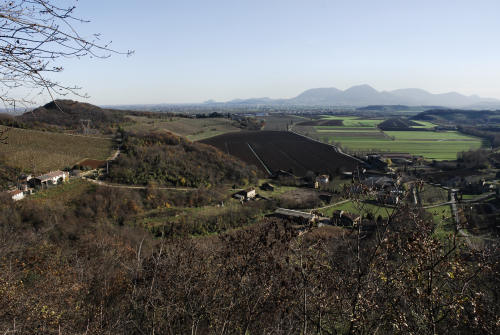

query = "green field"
(385, 131), (478, 140)
(426, 205), (454, 239)
(315, 127), (380, 133)
(420, 184), (449, 205)
(308, 128), (483, 160)
(125, 115), (241, 141)
(0, 126), (113, 173)
(295, 115), (483, 160)
(320, 200), (395, 219)
(31, 179), (94, 204)
(411, 121), (436, 129)
(320, 115), (383, 127)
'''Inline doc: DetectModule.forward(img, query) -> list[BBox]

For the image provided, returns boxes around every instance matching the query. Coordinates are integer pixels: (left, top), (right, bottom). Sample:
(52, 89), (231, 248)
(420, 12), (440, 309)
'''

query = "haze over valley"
(1, 1), (500, 334)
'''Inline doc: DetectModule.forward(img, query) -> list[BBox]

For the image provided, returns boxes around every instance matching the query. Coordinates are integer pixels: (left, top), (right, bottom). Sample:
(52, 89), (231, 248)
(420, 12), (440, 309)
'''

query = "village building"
(233, 188), (257, 201)
(331, 210), (361, 226)
(365, 155), (388, 170)
(245, 188), (256, 199)
(8, 189), (25, 201)
(29, 170), (69, 188)
(18, 174), (32, 183)
(273, 208), (318, 224)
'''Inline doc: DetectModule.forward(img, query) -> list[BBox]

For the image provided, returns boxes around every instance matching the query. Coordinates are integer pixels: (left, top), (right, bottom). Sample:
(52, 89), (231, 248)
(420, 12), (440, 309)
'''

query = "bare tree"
(0, 0), (132, 110)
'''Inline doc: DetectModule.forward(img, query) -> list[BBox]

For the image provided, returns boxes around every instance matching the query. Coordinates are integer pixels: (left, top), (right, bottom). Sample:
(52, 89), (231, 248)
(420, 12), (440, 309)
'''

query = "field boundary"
(289, 129), (365, 164)
(247, 143), (272, 175)
(82, 177), (196, 191)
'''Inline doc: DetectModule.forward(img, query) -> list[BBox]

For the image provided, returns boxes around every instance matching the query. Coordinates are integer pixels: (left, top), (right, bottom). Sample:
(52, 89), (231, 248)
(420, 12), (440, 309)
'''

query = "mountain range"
(213, 85), (500, 108)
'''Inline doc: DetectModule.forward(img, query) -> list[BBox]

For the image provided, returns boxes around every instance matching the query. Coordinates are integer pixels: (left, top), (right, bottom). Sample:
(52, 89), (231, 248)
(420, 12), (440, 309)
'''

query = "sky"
(38, 0), (500, 105)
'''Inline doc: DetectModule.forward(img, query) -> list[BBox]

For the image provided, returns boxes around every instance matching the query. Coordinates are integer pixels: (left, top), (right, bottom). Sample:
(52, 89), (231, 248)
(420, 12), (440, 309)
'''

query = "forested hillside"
(17, 100), (128, 131)
(412, 109), (500, 124)
(1, 192), (499, 334)
(109, 130), (259, 187)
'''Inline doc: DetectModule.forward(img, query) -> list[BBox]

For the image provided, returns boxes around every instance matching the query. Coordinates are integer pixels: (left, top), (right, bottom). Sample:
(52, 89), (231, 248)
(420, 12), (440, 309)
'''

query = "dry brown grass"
(0, 126), (112, 173)
(125, 116), (241, 141)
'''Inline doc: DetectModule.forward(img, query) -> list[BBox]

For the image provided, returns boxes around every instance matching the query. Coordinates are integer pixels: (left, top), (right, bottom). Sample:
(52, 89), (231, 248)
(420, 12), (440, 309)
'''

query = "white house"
(9, 189), (25, 201)
(30, 170), (69, 188)
(246, 188), (256, 199)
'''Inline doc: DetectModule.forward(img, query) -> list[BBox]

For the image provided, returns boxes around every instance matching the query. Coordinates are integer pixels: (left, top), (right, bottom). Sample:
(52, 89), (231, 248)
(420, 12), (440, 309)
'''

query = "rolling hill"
(211, 85), (500, 108)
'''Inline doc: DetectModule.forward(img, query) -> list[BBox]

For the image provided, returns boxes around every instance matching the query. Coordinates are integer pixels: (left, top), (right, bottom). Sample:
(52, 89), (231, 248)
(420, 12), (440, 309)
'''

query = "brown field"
(260, 115), (306, 131)
(76, 158), (107, 169)
(0, 126), (113, 173)
(125, 115), (241, 141)
(296, 119), (343, 126)
(201, 130), (361, 177)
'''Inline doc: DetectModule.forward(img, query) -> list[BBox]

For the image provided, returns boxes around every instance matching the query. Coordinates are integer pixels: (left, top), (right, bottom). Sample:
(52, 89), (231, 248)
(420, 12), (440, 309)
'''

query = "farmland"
(0, 126), (113, 173)
(293, 115), (483, 160)
(262, 114), (306, 130)
(201, 131), (361, 177)
(124, 115), (241, 141)
(319, 200), (395, 219)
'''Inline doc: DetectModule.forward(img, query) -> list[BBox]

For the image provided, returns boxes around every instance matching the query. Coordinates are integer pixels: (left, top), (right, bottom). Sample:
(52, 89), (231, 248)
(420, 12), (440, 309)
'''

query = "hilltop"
(412, 109), (500, 125)
(17, 100), (129, 131)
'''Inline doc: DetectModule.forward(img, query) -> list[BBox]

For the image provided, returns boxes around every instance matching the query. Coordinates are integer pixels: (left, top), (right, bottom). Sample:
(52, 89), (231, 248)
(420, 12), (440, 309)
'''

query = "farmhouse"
(8, 189), (25, 201)
(18, 174), (32, 183)
(233, 188), (257, 201)
(274, 208), (318, 224)
(246, 188), (256, 199)
(29, 170), (69, 188)
(331, 210), (361, 226)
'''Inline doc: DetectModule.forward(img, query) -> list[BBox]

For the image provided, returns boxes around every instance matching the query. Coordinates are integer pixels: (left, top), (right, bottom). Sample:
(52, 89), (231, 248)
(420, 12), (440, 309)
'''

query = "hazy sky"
(46, 0), (500, 105)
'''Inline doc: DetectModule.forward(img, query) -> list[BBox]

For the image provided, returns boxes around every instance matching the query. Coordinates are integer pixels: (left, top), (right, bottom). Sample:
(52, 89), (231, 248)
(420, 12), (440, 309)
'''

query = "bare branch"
(0, 0), (133, 110)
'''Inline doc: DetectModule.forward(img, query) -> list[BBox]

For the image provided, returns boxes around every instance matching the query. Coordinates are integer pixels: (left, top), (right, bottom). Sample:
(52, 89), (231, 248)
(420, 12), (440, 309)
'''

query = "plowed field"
(201, 131), (360, 176)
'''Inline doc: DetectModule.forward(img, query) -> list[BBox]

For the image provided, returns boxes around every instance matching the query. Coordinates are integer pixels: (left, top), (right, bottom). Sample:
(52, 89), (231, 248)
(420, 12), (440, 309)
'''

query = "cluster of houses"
(271, 207), (362, 228)
(3, 170), (69, 202)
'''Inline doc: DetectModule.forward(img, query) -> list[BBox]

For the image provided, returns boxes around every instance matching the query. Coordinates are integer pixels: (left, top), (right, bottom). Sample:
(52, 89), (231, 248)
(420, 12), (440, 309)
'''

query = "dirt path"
(107, 149), (120, 161)
(311, 199), (351, 211)
(83, 177), (196, 191)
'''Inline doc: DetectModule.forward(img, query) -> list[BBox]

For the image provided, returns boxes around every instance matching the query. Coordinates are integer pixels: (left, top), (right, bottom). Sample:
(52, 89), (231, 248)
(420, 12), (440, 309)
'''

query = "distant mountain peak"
(218, 85), (500, 108)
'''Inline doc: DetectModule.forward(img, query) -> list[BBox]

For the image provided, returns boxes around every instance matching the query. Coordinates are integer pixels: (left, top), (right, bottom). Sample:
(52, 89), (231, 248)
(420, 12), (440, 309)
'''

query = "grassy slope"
(125, 116), (241, 141)
(0, 126), (112, 173)
(319, 200), (395, 219)
(411, 120), (436, 128)
(320, 115), (383, 127)
(426, 205), (454, 240)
